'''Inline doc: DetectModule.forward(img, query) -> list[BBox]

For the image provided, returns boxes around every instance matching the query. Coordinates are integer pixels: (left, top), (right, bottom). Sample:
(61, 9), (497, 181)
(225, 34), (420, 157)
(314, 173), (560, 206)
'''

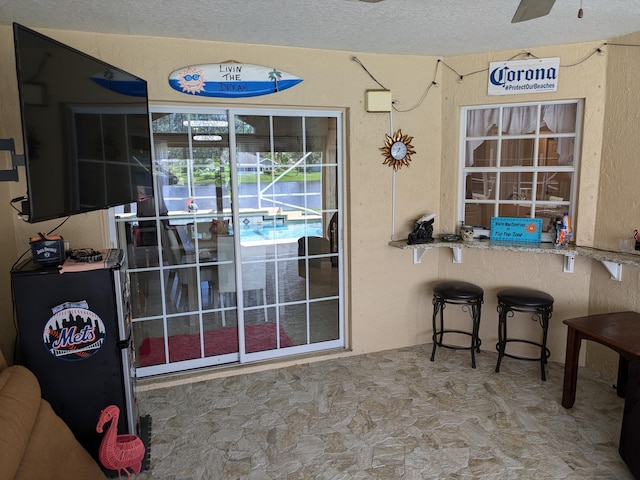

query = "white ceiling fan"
(512, 0), (557, 23)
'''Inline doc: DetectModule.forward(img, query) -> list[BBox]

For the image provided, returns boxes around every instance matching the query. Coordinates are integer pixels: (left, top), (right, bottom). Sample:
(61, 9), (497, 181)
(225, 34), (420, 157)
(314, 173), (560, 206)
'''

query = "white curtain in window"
(502, 105), (538, 135)
(154, 142), (169, 163)
(542, 104), (575, 165)
(466, 105), (575, 166)
(465, 109), (498, 166)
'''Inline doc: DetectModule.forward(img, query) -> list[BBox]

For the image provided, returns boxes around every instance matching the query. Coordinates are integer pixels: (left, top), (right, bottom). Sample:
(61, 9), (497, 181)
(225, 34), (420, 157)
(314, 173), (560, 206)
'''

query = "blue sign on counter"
(490, 217), (543, 242)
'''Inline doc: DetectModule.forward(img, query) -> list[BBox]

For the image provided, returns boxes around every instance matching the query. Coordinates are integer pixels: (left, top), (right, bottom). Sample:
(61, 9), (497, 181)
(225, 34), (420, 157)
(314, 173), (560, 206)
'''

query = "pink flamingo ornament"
(96, 405), (145, 479)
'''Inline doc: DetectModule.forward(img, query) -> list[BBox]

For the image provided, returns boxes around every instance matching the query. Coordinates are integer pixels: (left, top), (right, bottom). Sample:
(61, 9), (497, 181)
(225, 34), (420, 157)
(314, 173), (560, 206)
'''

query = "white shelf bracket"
(452, 247), (462, 264)
(413, 247), (428, 264)
(563, 253), (575, 273)
(601, 260), (622, 281)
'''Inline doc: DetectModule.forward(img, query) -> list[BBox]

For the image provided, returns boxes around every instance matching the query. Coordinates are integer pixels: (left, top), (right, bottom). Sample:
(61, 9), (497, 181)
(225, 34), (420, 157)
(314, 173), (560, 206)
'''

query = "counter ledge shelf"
(389, 239), (640, 281)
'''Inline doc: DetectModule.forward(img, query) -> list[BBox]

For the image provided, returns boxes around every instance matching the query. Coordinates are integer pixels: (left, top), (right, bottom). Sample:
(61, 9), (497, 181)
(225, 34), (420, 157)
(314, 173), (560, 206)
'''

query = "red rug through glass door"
(138, 323), (292, 367)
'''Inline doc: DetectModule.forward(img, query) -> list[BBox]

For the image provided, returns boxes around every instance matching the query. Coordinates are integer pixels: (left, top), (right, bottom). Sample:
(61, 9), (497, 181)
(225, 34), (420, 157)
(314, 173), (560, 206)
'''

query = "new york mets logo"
(43, 308), (106, 361)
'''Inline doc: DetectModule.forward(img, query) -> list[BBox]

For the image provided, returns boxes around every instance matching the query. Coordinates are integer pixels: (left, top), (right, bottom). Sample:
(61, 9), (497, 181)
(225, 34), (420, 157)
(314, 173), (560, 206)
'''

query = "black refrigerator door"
(11, 266), (128, 461)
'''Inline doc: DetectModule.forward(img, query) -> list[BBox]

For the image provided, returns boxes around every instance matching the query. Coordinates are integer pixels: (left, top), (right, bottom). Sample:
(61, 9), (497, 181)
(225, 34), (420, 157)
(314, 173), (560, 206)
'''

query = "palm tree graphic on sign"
(268, 68), (282, 92)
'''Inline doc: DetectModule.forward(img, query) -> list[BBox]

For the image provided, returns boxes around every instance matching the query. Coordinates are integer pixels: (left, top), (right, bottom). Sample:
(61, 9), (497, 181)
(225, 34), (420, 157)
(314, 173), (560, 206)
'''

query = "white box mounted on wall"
(365, 90), (392, 112)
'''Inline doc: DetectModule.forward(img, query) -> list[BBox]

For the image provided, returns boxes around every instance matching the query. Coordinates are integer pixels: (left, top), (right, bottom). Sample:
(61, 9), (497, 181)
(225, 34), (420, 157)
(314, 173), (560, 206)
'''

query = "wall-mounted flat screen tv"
(13, 23), (154, 223)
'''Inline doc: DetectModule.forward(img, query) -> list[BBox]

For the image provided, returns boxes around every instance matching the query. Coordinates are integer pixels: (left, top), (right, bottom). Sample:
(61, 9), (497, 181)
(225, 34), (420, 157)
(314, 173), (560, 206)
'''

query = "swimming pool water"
(239, 221), (323, 243)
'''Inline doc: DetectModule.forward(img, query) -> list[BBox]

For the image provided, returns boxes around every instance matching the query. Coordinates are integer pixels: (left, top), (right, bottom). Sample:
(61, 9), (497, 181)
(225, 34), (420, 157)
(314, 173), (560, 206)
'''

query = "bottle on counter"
(555, 212), (571, 247)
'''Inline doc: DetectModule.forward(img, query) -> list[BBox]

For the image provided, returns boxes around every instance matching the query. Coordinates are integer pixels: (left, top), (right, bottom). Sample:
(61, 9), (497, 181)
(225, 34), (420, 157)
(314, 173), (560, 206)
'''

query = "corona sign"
(488, 57), (559, 96)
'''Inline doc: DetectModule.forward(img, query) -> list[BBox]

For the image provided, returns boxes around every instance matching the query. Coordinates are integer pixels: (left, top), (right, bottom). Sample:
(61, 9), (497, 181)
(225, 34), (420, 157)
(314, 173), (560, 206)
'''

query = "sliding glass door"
(113, 107), (343, 377)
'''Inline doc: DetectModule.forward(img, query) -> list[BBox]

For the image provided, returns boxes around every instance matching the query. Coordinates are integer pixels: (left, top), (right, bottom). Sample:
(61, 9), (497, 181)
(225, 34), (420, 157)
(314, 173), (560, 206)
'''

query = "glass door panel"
(310, 300), (340, 343)
(233, 113), (340, 356)
(115, 107), (343, 376)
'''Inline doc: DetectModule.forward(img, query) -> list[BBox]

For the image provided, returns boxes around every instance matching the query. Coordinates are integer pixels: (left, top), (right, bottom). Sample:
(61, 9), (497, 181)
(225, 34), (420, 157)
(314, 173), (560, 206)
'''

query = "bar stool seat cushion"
(434, 281), (484, 300)
(497, 288), (553, 307)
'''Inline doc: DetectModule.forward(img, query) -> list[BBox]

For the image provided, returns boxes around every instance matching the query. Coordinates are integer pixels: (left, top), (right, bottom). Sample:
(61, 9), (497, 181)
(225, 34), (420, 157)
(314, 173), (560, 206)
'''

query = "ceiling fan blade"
(511, 0), (556, 23)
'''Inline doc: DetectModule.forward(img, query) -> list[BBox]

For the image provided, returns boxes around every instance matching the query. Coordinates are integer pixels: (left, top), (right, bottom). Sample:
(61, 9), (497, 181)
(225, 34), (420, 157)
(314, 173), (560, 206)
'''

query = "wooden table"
(562, 311), (640, 409)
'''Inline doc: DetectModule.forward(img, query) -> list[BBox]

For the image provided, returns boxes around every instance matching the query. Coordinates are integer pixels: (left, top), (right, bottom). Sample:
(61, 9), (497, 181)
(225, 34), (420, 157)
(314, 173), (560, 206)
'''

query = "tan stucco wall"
(586, 31), (640, 377)
(1, 25), (639, 384)
(438, 42), (608, 373)
(0, 29), (25, 361)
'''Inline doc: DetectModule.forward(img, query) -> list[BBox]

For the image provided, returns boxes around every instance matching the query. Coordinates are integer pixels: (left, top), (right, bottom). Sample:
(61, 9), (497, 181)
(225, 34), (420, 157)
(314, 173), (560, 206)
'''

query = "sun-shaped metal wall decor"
(380, 129), (416, 171)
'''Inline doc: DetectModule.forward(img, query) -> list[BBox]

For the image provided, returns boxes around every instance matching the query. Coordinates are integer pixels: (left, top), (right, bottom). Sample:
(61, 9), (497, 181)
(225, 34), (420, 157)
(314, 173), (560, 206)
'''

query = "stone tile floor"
(133, 344), (633, 479)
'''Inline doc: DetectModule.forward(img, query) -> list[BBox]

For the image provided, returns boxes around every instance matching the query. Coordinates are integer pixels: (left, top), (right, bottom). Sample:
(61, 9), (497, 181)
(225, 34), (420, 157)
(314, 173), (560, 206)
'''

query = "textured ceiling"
(1, 0), (640, 56)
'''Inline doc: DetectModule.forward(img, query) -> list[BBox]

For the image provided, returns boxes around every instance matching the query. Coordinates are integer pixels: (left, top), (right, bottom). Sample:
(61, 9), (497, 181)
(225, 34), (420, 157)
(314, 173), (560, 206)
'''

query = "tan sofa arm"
(0, 365), (106, 480)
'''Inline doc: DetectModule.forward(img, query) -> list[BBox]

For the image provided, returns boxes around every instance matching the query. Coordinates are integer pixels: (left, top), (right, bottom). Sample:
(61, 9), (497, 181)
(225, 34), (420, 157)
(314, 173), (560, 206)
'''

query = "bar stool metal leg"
(495, 303), (508, 373)
(470, 300), (482, 367)
(539, 306), (552, 381)
(430, 297), (443, 362)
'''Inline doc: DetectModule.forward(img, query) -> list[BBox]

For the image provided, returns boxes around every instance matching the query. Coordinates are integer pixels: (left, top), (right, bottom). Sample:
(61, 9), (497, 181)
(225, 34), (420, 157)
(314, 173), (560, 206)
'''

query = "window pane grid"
(462, 101), (580, 239)
(113, 107), (344, 376)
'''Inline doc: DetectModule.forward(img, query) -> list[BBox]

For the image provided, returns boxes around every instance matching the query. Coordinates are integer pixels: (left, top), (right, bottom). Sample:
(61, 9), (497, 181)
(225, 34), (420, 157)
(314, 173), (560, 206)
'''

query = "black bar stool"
(495, 287), (554, 381)
(430, 280), (484, 368)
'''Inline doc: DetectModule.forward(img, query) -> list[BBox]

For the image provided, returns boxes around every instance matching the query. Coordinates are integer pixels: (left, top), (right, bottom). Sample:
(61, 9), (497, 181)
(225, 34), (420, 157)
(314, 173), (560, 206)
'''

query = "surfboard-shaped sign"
(90, 70), (147, 97)
(168, 62), (303, 98)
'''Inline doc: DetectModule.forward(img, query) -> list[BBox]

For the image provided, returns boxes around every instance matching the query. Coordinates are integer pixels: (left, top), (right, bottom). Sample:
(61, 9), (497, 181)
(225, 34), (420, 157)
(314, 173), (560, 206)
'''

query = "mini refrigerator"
(10, 249), (141, 463)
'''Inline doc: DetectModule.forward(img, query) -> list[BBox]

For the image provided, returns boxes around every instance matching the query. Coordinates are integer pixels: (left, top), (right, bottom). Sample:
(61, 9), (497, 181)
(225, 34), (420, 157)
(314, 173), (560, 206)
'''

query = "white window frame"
(109, 105), (345, 377)
(459, 100), (583, 242)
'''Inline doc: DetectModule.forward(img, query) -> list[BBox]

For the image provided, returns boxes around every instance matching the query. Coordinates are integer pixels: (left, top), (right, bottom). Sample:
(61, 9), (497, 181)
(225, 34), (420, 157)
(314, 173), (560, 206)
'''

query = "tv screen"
(13, 23), (154, 223)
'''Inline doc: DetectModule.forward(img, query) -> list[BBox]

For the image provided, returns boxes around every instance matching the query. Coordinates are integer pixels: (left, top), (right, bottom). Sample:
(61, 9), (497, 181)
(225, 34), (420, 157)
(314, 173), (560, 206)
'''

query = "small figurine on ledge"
(408, 213), (435, 245)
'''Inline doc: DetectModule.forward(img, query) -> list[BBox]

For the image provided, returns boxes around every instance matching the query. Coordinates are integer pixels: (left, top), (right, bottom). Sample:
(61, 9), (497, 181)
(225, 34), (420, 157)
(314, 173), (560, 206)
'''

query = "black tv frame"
(13, 22), (154, 223)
